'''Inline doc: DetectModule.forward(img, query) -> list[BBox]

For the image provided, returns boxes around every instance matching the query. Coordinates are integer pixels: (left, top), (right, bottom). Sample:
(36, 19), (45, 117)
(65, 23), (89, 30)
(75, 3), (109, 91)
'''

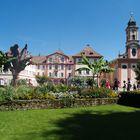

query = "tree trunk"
(97, 74), (99, 87)
(92, 74), (95, 89)
(12, 72), (18, 86)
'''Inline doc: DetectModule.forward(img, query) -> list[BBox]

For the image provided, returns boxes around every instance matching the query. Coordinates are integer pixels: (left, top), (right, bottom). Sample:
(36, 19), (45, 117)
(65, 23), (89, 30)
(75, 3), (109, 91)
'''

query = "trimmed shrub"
(118, 91), (140, 107)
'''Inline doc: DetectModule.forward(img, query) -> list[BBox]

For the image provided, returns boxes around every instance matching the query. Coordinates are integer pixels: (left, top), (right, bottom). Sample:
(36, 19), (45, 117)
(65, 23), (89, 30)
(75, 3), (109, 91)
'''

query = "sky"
(0, 0), (140, 60)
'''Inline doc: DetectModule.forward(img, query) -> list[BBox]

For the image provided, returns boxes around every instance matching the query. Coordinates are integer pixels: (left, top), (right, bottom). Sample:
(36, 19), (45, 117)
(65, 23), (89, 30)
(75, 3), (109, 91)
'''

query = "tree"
(0, 51), (7, 70)
(76, 54), (113, 87)
(3, 44), (32, 86)
(134, 62), (140, 81)
(35, 75), (48, 85)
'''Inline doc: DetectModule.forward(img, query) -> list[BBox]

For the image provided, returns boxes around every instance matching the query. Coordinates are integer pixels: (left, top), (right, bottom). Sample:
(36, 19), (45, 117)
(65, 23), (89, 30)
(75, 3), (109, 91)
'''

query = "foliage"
(70, 77), (85, 87)
(86, 78), (96, 88)
(80, 87), (118, 98)
(14, 85), (33, 100)
(100, 79), (106, 87)
(118, 91), (140, 107)
(16, 79), (28, 86)
(0, 51), (7, 70)
(3, 44), (32, 86)
(134, 61), (140, 81)
(0, 83), (118, 101)
(35, 75), (48, 85)
(0, 86), (15, 101)
(76, 54), (113, 87)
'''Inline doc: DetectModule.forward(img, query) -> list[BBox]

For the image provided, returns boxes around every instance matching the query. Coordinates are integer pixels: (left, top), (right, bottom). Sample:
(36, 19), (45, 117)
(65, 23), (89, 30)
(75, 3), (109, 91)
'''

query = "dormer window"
(61, 57), (64, 62)
(89, 52), (93, 55)
(49, 58), (52, 62)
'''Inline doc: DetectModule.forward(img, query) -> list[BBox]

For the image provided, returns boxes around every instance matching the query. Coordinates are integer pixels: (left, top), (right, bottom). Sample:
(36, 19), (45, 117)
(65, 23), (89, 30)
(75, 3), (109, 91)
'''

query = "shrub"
(16, 79), (28, 86)
(14, 85), (33, 100)
(118, 91), (140, 107)
(35, 75), (48, 85)
(0, 86), (15, 101)
(80, 87), (118, 98)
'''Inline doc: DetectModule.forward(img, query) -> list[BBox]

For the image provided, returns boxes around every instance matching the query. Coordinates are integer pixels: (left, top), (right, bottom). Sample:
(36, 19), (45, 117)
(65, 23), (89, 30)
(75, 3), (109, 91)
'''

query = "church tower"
(125, 15), (140, 58)
(111, 14), (140, 88)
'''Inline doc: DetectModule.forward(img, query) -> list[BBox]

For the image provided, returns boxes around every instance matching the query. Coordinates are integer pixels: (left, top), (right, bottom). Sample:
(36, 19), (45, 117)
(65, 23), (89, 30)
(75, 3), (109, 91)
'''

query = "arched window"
(132, 48), (136, 56)
(132, 35), (135, 40)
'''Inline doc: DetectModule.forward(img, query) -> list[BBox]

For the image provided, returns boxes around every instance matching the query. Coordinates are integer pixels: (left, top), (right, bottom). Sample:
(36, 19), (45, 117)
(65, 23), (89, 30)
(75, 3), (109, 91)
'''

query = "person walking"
(113, 78), (120, 91)
(127, 78), (131, 91)
(123, 80), (126, 91)
(106, 79), (110, 89)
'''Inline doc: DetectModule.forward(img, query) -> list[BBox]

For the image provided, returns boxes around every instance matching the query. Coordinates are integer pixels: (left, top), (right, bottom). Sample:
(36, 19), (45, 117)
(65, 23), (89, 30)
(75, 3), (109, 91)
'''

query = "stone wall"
(0, 98), (119, 111)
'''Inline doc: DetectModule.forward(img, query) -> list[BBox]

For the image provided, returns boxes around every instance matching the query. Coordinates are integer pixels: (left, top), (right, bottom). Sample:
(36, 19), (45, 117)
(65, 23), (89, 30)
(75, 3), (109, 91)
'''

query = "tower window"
(132, 65), (136, 69)
(122, 65), (127, 69)
(132, 48), (136, 56)
(132, 35), (135, 40)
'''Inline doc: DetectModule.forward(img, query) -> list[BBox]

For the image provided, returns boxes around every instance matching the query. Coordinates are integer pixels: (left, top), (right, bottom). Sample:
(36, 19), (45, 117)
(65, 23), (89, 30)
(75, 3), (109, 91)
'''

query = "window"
(132, 48), (136, 56)
(55, 72), (57, 77)
(37, 65), (40, 69)
(86, 70), (89, 75)
(42, 72), (45, 75)
(132, 35), (135, 40)
(61, 57), (64, 62)
(37, 72), (39, 75)
(122, 65), (127, 69)
(61, 72), (64, 77)
(78, 70), (82, 75)
(49, 72), (52, 77)
(68, 73), (71, 77)
(78, 58), (82, 63)
(55, 65), (58, 70)
(49, 65), (52, 70)
(89, 52), (93, 55)
(61, 65), (64, 70)
(132, 65), (136, 69)
(42, 65), (45, 69)
(49, 58), (52, 62)
(68, 65), (71, 70)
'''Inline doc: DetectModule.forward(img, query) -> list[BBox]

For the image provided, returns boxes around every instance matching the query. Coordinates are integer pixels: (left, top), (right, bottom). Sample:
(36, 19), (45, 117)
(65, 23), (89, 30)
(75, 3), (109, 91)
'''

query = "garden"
(0, 78), (118, 110)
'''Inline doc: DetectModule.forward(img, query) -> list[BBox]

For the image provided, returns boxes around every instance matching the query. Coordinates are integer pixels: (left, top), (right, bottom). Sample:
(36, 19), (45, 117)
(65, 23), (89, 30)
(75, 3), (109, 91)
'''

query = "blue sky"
(0, 0), (140, 60)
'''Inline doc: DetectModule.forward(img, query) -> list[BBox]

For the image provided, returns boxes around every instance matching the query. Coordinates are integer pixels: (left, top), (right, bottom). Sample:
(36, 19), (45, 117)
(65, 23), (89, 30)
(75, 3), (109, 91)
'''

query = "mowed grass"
(0, 104), (140, 140)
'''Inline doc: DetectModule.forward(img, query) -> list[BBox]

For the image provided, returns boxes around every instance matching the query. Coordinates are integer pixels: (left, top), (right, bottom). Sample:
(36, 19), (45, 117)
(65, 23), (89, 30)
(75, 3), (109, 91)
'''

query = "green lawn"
(0, 104), (140, 140)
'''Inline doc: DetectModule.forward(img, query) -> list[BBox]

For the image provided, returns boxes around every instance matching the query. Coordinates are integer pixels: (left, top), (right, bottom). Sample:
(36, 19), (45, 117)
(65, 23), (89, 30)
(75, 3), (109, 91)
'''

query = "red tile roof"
(73, 45), (102, 57)
(31, 56), (46, 64)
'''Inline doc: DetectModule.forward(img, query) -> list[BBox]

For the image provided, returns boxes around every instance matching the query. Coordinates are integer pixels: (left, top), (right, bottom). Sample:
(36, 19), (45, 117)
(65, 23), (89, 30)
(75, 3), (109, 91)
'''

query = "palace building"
(0, 45), (102, 86)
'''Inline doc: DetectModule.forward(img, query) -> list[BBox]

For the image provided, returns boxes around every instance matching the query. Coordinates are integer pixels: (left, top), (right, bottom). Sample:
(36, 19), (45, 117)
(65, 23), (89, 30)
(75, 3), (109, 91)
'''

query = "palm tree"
(3, 44), (32, 86)
(76, 54), (113, 87)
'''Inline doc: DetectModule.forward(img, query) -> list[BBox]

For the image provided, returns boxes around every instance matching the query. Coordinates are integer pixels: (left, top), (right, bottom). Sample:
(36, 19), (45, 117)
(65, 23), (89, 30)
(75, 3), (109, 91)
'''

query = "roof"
(31, 56), (46, 64)
(73, 44), (102, 57)
(46, 50), (69, 58)
(67, 56), (74, 64)
(128, 15), (136, 26)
